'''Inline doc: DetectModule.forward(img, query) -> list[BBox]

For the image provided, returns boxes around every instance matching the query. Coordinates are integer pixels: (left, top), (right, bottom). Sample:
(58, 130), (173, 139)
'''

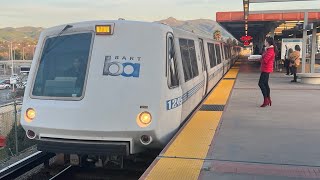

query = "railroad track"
(0, 151), (55, 180)
(49, 165), (73, 180)
(48, 166), (144, 180)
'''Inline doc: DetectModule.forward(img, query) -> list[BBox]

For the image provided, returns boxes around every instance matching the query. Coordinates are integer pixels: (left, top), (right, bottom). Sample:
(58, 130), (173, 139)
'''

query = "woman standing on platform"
(285, 48), (294, 75)
(289, 45), (301, 82)
(259, 37), (276, 107)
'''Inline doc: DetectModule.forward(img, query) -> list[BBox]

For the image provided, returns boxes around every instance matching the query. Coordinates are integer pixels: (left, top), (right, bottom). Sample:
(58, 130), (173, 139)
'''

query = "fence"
(0, 101), (36, 162)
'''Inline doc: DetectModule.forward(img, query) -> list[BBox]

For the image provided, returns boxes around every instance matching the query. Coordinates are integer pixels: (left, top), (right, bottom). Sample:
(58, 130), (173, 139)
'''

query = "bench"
(297, 73), (320, 84)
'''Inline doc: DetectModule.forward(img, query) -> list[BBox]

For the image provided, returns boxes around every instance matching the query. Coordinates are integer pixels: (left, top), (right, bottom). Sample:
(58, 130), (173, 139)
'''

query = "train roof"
(43, 20), (223, 43)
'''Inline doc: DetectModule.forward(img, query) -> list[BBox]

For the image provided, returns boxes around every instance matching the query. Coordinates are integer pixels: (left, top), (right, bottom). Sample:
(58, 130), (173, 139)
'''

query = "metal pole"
(302, 11), (308, 73)
(10, 42), (13, 75)
(32, 46), (35, 59)
(14, 100), (18, 154)
(22, 47), (25, 60)
(310, 24), (317, 73)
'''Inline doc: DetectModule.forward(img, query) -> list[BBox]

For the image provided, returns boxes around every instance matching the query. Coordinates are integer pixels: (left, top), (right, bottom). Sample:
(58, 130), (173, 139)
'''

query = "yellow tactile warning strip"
(163, 111), (223, 158)
(203, 78), (237, 105)
(144, 158), (203, 180)
(223, 69), (239, 79)
(141, 66), (240, 180)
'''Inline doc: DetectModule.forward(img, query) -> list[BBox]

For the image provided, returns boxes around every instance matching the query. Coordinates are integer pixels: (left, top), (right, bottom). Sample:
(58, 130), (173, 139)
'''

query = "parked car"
(0, 79), (10, 85)
(0, 83), (11, 90)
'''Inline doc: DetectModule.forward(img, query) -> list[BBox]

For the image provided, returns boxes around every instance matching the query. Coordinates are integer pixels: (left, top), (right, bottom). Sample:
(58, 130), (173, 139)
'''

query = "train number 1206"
(166, 97), (182, 110)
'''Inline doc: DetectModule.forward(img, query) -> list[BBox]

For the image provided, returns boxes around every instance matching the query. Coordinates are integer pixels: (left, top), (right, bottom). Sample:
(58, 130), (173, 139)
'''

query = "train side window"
(226, 46), (229, 59)
(215, 44), (222, 64)
(167, 35), (179, 88)
(179, 39), (192, 81)
(207, 43), (217, 68)
(188, 40), (199, 78)
(179, 38), (199, 82)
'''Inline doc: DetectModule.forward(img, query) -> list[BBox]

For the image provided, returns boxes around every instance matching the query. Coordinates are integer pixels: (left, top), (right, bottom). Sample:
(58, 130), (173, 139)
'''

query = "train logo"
(103, 56), (141, 78)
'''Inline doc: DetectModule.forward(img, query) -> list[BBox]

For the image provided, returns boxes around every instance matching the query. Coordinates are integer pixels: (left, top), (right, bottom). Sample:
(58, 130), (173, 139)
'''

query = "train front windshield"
(32, 32), (92, 99)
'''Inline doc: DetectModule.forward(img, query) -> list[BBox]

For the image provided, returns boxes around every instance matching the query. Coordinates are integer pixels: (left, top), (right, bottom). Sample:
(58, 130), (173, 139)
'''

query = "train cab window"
(207, 43), (217, 68)
(215, 44), (222, 64)
(167, 35), (179, 88)
(179, 38), (199, 82)
(32, 32), (92, 98)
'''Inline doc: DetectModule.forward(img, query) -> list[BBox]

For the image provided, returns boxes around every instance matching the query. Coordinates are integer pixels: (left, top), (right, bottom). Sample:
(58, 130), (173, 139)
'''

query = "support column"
(301, 12), (308, 73)
(310, 23), (317, 73)
(270, 28), (275, 38)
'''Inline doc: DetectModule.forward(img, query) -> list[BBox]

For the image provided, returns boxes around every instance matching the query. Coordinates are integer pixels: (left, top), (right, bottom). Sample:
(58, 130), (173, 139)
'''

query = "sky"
(0, 0), (319, 28)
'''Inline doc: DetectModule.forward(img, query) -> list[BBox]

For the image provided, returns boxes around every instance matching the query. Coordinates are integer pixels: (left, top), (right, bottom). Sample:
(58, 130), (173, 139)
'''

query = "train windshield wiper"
(42, 24), (73, 57)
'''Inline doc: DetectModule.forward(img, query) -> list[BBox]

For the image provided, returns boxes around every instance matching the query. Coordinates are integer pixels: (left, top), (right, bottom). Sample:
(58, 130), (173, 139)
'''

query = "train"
(20, 20), (240, 166)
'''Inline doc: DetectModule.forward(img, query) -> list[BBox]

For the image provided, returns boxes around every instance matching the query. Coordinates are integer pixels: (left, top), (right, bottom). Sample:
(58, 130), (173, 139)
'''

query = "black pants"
(284, 59), (290, 75)
(258, 72), (270, 98)
(292, 66), (297, 81)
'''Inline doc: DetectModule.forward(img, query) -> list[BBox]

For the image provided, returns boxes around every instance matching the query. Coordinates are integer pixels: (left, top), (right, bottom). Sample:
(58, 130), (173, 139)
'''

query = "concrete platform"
(141, 60), (320, 180)
(200, 60), (320, 179)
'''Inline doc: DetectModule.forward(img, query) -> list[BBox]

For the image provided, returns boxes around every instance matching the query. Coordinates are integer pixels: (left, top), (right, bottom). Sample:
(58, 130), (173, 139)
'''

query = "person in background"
(261, 45), (266, 55)
(254, 45), (260, 55)
(259, 37), (276, 107)
(285, 48), (294, 75)
(289, 45), (301, 82)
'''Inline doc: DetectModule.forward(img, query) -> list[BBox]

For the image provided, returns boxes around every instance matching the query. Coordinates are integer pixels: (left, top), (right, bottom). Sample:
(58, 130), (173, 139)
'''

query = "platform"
(140, 59), (320, 180)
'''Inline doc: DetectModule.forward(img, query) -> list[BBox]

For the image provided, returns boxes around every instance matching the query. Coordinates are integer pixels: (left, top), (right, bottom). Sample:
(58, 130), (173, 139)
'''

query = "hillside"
(0, 27), (43, 43)
(156, 17), (234, 39)
(0, 18), (234, 43)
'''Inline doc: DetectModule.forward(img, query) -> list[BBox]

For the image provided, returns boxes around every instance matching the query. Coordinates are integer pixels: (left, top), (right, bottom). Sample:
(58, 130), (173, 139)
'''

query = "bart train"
(21, 20), (240, 164)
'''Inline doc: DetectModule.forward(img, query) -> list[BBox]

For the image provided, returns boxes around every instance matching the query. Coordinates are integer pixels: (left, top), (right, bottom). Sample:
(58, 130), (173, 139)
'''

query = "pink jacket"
(261, 46), (275, 73)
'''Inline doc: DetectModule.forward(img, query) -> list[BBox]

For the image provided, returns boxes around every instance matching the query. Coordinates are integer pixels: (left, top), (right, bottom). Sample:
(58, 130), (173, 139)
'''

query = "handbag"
(290, 59), (295, 64)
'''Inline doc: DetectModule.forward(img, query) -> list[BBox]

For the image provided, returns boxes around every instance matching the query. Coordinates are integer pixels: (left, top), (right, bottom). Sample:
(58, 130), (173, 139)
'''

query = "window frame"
(29, 31), (95, 101)
(166, 33), (180, 89)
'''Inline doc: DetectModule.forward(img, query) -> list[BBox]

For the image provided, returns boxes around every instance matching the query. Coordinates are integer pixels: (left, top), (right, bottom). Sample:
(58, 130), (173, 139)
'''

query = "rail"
(49, 165), (73, 180)
(0, 151), (55, 180)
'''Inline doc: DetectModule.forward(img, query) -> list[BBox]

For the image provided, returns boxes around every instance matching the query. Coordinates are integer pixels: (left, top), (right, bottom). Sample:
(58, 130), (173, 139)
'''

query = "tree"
(13, 49), (22, 60)
(233, 39), (238, 46)
(227, 38), (233, 45)
(213, 30), (222, 41)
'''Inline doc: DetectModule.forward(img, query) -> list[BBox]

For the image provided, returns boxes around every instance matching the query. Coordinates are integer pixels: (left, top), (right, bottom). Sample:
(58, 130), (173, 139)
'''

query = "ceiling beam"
(250, 9), (320, 14)
(249, 0), (315, 3)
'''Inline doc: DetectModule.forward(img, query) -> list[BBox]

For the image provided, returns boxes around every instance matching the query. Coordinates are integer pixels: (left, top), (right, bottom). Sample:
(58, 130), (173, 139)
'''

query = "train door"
(165, 33), (182, 122)
(199, 38), (208, 96)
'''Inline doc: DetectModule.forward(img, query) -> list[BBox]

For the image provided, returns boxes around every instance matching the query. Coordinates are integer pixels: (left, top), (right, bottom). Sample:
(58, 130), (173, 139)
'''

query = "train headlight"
(25, 108), (36, 122)
(137, 111), (152, 127)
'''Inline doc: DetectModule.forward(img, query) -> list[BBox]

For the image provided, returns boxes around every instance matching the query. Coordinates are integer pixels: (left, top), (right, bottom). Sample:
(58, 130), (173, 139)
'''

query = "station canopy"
(216, 10), (320, 41)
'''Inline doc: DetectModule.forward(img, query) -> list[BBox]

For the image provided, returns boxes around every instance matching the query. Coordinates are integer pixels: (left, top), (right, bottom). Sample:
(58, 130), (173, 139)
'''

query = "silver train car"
(21, 20), (240, 164)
